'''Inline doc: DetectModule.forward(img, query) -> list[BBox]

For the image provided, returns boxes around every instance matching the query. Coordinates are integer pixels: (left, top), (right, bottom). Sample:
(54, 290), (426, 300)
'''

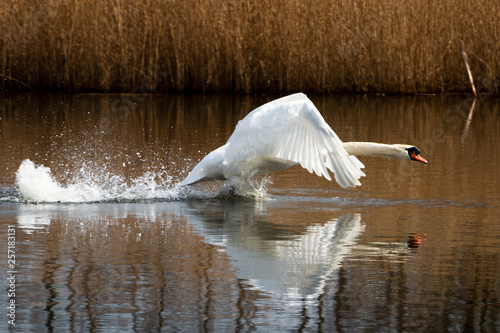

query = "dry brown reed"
(1, 0), (499, 94)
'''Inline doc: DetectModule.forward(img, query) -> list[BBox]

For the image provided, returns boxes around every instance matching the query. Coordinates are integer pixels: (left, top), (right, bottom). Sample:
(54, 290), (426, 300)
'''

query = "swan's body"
(181, 93), (426, 188)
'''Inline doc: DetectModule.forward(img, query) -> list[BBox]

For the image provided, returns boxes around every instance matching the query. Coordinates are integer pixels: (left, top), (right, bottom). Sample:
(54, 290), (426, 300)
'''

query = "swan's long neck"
(343, 142), (408, 160)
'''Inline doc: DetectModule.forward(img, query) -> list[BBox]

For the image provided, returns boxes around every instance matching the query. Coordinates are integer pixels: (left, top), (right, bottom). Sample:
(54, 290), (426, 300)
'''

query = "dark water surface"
(0, 93), (499, 332)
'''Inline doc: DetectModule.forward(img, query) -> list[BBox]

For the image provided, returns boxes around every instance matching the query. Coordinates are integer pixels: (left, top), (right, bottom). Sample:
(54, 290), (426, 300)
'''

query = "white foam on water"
(15, 159), (186, 203)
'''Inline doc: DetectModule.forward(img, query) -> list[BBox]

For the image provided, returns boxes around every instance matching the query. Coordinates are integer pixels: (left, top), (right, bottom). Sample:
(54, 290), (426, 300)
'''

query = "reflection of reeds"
(1, 0), (499, 94)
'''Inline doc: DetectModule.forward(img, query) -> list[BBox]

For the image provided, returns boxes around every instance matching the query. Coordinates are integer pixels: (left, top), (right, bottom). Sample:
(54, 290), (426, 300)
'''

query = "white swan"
(181, 93), (427, 188)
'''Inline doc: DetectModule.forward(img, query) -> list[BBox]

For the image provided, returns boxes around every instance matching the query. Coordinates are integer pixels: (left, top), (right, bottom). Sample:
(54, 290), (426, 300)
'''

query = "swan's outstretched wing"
(224, 93), (365, 188)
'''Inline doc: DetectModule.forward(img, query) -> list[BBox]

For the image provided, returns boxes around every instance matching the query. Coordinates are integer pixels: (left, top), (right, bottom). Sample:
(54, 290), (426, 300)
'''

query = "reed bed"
(1, 0), (499, 94)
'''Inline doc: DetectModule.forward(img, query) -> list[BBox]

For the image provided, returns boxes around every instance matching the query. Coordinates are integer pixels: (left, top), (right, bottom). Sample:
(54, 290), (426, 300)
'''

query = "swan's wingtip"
(338, 180), (363, 189)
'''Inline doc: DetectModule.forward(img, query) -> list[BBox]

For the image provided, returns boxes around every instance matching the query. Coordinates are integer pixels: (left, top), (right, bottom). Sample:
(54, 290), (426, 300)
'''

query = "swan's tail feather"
(180, 145), (227, 186)
(180, 167), (207, 186)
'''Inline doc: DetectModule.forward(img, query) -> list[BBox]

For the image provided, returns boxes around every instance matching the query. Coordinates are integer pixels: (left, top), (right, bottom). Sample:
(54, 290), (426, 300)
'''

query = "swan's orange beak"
(411, 151), (428, 164)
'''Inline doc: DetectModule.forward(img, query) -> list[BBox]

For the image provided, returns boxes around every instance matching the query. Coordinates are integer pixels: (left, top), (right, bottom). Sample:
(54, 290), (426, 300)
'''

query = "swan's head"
(404, 146), (427, 164)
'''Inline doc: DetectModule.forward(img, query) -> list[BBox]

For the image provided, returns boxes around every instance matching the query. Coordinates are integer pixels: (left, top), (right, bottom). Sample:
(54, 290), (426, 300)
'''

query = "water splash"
(217, 176), (273, 199)
(15, 159), (188, 203)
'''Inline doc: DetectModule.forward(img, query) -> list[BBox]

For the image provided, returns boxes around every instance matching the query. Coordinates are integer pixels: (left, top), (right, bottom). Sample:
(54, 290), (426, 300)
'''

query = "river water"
(0, 92), (499, 332)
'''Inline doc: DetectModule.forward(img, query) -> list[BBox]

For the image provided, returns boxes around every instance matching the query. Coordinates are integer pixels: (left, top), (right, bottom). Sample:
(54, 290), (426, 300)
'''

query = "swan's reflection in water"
(185, 200), (364, 301)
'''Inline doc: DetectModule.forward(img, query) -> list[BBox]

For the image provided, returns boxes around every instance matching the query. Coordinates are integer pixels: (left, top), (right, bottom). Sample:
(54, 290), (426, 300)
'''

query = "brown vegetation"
(1, 0), (499, 94)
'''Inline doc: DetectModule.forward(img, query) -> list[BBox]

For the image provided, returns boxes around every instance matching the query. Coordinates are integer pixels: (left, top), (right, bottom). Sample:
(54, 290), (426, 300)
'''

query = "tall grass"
(1, 0), (499, 94)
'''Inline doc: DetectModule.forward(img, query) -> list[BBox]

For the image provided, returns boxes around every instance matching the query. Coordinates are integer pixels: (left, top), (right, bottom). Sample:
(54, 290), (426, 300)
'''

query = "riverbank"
(1, 0), (498, 94)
